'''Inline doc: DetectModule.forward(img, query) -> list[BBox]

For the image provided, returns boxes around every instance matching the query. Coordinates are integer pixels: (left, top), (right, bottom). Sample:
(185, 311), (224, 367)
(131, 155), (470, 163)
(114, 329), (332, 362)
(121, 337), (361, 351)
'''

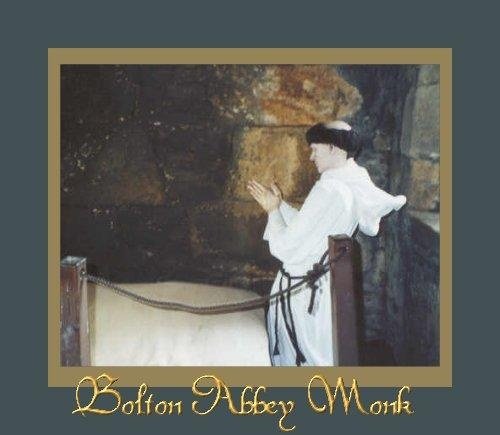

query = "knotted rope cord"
(284, 273), (307, 365)
(83, 246), (348, 315)
(273, 249), (331, 365)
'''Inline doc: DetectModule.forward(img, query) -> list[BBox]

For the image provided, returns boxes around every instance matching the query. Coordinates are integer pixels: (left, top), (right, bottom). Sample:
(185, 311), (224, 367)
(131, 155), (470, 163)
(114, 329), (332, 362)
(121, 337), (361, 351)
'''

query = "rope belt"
(272, 249), (331, 366)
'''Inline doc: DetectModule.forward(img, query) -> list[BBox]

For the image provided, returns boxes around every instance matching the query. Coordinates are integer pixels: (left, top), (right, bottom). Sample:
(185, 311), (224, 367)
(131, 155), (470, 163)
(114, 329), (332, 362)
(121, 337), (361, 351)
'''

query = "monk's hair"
(306, 122), (360, 158)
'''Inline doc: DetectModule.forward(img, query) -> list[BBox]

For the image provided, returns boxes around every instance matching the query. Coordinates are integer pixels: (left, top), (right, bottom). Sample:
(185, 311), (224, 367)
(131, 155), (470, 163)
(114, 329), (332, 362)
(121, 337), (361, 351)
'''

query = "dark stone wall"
(61, 65), (276, 291)
(386, 66), (440, 365)
(336, 66), (418, 343)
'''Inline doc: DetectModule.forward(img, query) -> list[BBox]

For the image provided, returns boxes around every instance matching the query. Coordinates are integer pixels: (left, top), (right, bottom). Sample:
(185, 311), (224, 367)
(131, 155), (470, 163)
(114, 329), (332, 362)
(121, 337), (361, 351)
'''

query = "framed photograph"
(49, 48), (451, 387)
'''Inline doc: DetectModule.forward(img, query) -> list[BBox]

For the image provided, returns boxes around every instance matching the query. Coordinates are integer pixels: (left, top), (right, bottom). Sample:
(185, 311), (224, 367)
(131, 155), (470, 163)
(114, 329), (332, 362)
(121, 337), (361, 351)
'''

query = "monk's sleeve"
(263, 182), (346, 264)
(278, 201), (299, 224)
(263, 201), (298, 240)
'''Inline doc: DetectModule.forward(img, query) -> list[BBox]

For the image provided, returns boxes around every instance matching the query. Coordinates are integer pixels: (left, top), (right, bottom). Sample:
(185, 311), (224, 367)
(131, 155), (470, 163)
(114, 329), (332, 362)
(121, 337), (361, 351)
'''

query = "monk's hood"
(320, 158), (407, 236)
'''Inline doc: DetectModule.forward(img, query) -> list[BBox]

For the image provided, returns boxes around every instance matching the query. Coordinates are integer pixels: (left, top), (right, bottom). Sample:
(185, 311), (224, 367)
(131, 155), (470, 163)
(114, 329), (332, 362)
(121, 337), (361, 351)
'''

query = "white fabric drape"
(263, 158), (406, 366)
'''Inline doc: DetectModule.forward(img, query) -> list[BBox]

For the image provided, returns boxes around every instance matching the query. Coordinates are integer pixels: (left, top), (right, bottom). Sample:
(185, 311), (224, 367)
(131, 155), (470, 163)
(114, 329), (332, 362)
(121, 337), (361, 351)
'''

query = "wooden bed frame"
(60, 235), (361, 366)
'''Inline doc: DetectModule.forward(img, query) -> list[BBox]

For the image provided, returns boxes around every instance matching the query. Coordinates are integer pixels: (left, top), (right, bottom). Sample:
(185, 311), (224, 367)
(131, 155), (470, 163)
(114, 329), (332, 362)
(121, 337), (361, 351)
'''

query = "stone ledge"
(409, 210), (440, 234)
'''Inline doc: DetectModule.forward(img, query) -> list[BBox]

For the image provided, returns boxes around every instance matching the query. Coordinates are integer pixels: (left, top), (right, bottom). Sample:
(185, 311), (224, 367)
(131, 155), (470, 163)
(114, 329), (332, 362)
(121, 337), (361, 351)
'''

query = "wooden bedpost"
(60, 256), (90, 366)
(329, 235), (361, 366)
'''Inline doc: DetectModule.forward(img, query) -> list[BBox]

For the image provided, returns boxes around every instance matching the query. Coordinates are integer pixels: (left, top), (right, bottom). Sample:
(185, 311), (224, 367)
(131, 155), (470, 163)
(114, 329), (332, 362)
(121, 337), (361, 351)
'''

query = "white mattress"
(89, 281), (271, 366)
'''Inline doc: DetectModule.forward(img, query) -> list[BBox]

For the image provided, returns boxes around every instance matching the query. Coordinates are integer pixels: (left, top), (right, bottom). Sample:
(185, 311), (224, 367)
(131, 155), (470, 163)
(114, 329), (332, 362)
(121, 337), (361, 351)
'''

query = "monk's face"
(309, 143), (338, 173)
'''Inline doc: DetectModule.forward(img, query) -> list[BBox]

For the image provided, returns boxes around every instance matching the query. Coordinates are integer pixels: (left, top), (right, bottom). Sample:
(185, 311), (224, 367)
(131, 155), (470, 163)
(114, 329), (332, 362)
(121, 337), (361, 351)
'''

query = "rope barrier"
(83, 246), (348, 315)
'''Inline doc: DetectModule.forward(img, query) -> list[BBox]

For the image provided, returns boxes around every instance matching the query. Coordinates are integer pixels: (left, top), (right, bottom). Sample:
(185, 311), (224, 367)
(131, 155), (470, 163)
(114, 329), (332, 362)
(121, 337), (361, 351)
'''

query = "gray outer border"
(3, 0), (493, 433)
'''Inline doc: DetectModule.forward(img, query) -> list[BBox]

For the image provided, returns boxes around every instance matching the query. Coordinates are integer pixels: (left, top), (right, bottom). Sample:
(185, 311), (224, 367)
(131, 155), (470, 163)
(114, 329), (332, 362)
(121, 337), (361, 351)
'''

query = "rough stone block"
(408, 159), (440, 211)
(418, 65), (440, 86)
(227, 126), (317, 201)
(189, 200), (272, 264)
(65, 127), (166, 206)
(372, 129), (392, 152)
(212, 65), (362, 126)
(61, 205), (193, 282)
(401, 84), (440, 159)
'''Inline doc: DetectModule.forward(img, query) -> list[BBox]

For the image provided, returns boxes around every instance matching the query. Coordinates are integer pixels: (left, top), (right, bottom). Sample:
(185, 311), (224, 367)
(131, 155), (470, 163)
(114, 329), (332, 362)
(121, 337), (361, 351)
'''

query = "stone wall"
(386, 65), (440, 365)
(336, 66), (418, 344)
(61, 65), (363, 295)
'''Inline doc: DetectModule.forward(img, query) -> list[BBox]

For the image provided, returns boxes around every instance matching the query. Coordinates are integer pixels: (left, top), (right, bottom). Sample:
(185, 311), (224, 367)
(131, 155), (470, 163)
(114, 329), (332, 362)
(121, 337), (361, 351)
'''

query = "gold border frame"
(48, 48), (452, 387)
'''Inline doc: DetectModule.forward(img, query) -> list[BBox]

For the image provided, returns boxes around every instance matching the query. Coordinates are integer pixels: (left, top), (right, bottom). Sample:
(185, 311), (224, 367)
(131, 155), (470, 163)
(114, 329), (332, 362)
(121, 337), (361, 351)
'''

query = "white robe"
(263, 158), (406, 366)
